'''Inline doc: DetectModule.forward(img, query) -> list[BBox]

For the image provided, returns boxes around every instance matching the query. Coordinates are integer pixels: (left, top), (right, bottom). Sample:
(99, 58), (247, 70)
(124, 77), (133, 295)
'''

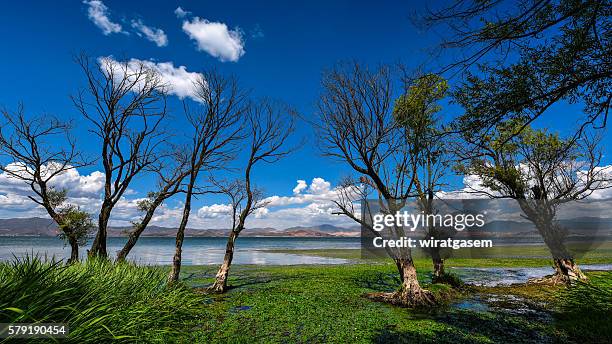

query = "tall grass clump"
(0, 256), (206, 343)
(555, 273), (612, 341)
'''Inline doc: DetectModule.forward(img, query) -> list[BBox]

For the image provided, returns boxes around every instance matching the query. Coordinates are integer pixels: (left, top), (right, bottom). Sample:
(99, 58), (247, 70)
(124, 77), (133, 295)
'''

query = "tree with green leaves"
(456, 118), (611, 284)
(425, 0), (611, 139)
(56, 199), (95, 261)
(0, 106), (93, 263)
(393, 73), (453, 281)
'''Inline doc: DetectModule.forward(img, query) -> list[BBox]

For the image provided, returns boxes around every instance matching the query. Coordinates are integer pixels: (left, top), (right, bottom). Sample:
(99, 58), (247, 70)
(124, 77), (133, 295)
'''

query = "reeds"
(0, 256), (205, 342)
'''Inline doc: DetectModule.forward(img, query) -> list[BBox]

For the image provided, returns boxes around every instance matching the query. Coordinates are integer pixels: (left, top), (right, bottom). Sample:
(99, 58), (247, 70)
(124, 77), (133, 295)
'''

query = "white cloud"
(292, 180), (307, 195)
(180, 177), (357, 229)
(83, 0), (124, 35)
(99, 57), (203, 101)
(131, 19), (168, 47)
(0, 163), (105, 219)
(174, 6), (191, 18)
(309, 177), (331, 195)
(182, 17), (245, 62)
(197, 204), (232, 218)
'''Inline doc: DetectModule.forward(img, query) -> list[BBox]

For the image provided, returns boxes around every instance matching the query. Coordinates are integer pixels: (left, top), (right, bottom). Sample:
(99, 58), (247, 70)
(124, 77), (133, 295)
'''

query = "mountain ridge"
(0, 217), (360, 238)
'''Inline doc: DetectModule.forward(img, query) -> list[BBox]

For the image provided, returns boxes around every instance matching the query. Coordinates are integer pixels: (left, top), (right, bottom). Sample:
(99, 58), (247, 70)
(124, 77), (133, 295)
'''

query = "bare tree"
(0, 106), (92, 263)
(72, 55), (168, 258)
(316, 62), (435, 306)
(168, 71), (247, 283)
(209, 100), (295, 293)
(116, 148), (191, 262)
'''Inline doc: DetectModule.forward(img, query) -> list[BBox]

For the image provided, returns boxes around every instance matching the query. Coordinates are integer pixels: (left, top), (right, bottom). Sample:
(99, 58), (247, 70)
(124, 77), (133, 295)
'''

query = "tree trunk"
(168, 190), (192, 284)
(209, 230), (239, 293)
(392, 257), (435, 306)
(552, 258), (587, 283)
(367, 257), (435, 307)
(431, 248), (445, 281)
(67, 237), (79, 264)
(116, 199), (162, 262)
(534, 218), (588, 285)
(89, 207), (110, 258)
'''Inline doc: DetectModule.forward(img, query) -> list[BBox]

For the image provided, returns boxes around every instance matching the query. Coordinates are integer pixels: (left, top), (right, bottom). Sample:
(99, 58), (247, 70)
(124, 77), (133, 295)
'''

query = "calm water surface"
(0, 236), (360, 265)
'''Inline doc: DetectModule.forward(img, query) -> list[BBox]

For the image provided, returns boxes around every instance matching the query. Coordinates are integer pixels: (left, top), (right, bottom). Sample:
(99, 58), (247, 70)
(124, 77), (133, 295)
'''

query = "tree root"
(364, 288), (436, 308)
(527, 272), (588, 286)
(206, 281), (228, 294)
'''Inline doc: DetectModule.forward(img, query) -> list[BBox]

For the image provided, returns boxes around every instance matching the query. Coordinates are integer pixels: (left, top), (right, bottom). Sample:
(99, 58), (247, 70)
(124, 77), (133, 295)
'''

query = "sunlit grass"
(0, 256), (206, 343)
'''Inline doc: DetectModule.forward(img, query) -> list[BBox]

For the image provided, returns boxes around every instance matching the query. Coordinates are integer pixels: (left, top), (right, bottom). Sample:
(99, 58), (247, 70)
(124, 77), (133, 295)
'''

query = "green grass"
(1, 256), (610, 343)
(554, 271), (612, 342)
(261, 242), (612, 268)
(0, 256), (206, 343)
(180, 264), (612, 343)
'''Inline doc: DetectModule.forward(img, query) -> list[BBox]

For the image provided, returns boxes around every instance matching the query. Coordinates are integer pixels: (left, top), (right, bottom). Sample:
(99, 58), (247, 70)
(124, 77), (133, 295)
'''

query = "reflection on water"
(0, 236), (360, 265)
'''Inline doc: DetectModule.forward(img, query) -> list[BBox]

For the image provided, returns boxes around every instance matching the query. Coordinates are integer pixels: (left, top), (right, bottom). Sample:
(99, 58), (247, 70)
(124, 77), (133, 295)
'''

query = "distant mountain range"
(0, 217), (360, 238)
(1, 217), (609, 239)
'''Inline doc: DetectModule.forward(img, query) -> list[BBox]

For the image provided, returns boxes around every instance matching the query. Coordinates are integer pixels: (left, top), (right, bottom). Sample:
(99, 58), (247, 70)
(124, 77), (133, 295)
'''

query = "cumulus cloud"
(182, 17), (245, 62)
(0, 163), (105, 219)
(131, 19), (168, 47)
(99, 56), (203, 101)
(292, 180), (307, 195)
(0, 168), (354, 229)
(83, 0), (124, 35)
(174, 6), (191, 18)
(197, 204), (233, 219)
(308, 177), (331, 195)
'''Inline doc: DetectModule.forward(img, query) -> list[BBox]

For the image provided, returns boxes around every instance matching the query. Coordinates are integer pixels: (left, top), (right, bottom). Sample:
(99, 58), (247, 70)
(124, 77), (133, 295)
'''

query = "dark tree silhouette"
(72, 55), (168, 258)
(168, 71), (246, 283)
(209, 100), (295, 293)
(0, 106), (92, 263)
(424, 0), (611, 139)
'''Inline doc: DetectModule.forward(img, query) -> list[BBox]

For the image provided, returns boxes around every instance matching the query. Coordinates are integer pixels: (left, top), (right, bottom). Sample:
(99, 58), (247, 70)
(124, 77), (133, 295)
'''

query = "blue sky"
(0, 1), (608, 229)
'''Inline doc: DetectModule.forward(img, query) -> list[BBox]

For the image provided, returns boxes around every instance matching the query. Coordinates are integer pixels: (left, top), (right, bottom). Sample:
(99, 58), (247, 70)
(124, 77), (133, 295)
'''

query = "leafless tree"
(168, 71), (247, 283)
(316, 62), (435, 306)
(72, 54), (168, 258)
(116, 147), (191, 262)
(209, 100), (296, 292)
(0, 106), (92, 263)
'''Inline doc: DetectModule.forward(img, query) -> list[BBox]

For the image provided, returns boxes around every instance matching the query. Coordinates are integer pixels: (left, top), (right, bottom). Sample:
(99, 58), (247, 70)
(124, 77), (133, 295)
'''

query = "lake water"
(2, 236), (611, 288)
(0, 236), (361, 265)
